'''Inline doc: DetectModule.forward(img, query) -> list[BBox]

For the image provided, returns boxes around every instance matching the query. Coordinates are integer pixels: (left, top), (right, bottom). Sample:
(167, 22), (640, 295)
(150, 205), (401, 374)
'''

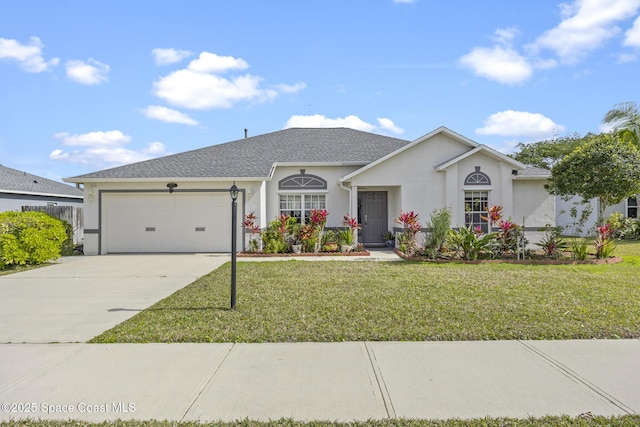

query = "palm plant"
(603, 101), (640, 145)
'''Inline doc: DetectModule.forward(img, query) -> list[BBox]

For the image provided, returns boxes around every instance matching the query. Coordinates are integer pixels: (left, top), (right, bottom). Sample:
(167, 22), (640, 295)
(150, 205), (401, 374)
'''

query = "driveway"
(0, 254), (229, 343)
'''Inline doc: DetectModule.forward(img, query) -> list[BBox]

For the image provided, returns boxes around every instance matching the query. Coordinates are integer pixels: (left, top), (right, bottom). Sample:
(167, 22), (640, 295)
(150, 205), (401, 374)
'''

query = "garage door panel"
(103, 192), (236, 253)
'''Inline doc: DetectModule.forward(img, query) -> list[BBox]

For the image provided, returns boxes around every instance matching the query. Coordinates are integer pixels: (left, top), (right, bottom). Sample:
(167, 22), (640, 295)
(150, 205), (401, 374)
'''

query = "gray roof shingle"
(67, 128), (412, 180)
(517, 166), (551, 177)
(0, 164), (83, 197)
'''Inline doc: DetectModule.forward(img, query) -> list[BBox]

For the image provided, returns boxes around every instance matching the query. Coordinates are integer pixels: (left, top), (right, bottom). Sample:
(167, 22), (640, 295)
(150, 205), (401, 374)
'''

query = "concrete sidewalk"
(1, 340), (638, 422)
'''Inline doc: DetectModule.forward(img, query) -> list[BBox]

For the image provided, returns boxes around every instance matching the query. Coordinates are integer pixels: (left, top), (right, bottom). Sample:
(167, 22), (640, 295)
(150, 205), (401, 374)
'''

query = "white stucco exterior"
(72, 127), (555, 254)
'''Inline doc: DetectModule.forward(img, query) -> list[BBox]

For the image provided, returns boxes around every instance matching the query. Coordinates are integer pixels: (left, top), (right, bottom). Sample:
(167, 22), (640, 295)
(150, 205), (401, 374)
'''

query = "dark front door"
(358, 191), (388, 247)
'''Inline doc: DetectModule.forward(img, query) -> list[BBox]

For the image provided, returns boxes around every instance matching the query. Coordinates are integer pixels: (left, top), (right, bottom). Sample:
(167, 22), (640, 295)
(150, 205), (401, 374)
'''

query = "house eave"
(0, 189), (83, 199)
(63, 176), (269, 184)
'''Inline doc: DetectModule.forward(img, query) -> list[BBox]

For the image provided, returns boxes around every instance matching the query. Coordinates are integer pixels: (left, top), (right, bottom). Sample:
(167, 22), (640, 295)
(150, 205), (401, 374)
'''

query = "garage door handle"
(146, 227), (156, 232)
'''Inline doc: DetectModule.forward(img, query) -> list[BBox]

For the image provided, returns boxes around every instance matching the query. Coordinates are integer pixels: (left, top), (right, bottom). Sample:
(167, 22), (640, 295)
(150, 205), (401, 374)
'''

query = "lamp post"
(229, 182), (238, 310)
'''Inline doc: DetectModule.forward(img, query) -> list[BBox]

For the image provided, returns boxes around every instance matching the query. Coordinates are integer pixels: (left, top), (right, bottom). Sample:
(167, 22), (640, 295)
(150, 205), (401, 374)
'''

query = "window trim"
(464, 166), (491, 186)
(278, 193), (327, 224)
(464, 190), (490, 233)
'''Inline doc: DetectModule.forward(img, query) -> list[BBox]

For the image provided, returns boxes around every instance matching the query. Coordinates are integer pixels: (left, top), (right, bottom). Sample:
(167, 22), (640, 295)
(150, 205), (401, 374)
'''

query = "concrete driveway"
(0, 254), (229, 343)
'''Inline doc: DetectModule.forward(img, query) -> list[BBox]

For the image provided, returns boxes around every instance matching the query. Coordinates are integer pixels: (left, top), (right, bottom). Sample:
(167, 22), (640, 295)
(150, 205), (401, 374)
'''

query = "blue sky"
(1, 0), (639, 182)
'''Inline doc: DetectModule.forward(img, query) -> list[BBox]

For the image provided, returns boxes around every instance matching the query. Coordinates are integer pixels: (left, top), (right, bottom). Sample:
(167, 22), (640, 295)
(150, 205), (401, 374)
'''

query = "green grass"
(92, 242), (640, 343)
(3, 416), (640, 426)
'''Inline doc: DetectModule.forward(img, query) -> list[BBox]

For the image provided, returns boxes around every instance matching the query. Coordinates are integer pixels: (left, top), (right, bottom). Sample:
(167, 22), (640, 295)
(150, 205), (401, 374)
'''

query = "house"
(1, 164), (84, 243)
(557, 196), (638, 236)
(1, 164), (83, 211)
(64, 126), (555, 255)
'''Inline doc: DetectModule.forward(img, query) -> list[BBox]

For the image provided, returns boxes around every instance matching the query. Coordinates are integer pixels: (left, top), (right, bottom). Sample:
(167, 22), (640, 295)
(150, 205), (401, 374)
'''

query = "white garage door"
(103, 192), (235, 253)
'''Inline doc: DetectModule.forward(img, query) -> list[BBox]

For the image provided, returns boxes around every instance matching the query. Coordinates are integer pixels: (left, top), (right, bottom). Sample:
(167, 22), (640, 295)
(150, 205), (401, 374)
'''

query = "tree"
(511, 133), (592, 169)
(545, 133), (640, 223)
(603, 101), (640, 145)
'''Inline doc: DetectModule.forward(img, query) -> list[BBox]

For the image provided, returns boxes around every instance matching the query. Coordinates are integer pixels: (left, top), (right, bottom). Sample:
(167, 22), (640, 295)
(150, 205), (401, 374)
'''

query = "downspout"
(339, 180), (355, 245)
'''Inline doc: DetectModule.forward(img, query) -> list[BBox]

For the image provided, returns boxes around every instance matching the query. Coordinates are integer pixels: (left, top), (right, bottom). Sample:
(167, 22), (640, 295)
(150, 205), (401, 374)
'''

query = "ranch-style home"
(64, 126), (555, 255)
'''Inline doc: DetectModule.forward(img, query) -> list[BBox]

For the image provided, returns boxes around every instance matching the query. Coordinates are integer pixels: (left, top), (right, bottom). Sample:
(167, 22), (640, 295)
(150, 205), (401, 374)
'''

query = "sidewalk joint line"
(363, 342), (396, 418)
(180, 342), (236, 421)
(517, 340), (634, 414)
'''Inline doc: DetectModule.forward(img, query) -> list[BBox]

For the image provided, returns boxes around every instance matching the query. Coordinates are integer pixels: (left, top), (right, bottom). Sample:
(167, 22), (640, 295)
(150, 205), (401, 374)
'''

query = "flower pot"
(341, 244), (353, 253)
(292, 244), (302, 254)
(323, 242), (338, 252)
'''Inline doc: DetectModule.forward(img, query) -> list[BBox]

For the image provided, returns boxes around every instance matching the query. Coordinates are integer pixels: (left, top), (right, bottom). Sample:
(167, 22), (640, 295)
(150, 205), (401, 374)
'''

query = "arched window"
(278, 170), (327, 223)
(279, 170), (327, 190)
(464, 166), (491, 185)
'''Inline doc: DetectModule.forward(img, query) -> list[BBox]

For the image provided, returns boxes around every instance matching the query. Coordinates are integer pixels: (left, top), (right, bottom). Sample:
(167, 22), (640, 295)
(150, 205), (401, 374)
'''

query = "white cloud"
(0, 36), (59, 72)
(187, 52), (248, 73)
(152, 48), (193, 65)
(284, 114), (403, 135)
(625, 15), (640, 47)
(141, 105), (198, 126)
(529, 0), (640, 63)
(476, 110), (565, 139)
(458, 46), (533, 85)
(50, 130), (168, 168)
(152, 51), (305, 110)
(65, 59), (110, 85)
(377, 118), (404, 134)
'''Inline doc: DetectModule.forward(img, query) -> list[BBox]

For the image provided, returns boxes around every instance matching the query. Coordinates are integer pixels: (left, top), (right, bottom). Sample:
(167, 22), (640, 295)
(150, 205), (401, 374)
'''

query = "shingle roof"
(67, 128), (412, 180)
(0, 164), (83, 198)
(516, 166), (551, 177)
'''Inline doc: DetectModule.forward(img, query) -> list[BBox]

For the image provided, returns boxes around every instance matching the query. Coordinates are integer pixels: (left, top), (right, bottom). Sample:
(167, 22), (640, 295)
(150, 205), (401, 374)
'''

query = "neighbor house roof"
(0, 164), (83, 198)
(65, 128), (412, 182)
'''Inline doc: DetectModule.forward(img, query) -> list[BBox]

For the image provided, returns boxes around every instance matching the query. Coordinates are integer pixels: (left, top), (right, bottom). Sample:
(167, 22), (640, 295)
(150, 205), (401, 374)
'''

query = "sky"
(1, 0), (640, 183)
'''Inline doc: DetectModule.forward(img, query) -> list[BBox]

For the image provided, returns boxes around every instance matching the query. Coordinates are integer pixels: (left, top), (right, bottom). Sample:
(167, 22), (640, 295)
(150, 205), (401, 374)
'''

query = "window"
(279, 194), (326, 224)
(464, 191), (489, 233)
(279, 171), (327, 190)
(628, 197), (638, 218)
(464, 166), (491, 186)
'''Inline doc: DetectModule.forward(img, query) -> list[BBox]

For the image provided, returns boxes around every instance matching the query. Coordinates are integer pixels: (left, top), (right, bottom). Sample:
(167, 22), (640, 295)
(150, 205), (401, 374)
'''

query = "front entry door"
(358, 191), (388, 246)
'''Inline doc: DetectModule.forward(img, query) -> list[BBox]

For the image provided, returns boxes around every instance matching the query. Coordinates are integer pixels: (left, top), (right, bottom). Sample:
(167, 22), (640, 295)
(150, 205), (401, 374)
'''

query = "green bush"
(424, 207), (451, 259)
(0, 211), (67, 268)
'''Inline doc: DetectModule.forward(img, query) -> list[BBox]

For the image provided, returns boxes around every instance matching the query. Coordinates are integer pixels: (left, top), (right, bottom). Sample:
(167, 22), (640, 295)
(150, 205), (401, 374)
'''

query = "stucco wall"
(81, 180), (262, 255)
(348, 133), (469, 230)
(267, 165), (360, 227)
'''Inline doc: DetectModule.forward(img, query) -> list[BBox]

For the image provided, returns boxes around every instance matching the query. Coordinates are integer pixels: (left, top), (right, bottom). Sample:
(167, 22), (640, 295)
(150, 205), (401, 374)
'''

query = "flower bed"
(393, 248), (623, 265)
(239, 250), (370, 258)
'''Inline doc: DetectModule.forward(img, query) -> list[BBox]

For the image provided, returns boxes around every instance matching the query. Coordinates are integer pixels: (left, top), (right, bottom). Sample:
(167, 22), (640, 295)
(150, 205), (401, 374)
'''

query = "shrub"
(0, 211), (67, 268)
(261, 214), (296, 254)
(536, 224), (568, 259)
(424, 208), (451, 259)
(447, 226), (495, 260)
(594, 223), (616, 259)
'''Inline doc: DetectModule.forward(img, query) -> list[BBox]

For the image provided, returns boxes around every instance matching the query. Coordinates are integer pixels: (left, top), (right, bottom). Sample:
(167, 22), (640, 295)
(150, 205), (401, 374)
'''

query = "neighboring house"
(1, 164), (84, 243)
(557, 196), (638, 236)
(64, 126), (555, 255)
(0, 164), (83, 211)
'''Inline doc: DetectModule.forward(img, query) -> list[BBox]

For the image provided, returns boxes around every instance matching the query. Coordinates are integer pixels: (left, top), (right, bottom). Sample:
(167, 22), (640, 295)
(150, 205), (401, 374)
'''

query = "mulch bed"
(238, 251), (370, 258)
(393, 248), (623, 265)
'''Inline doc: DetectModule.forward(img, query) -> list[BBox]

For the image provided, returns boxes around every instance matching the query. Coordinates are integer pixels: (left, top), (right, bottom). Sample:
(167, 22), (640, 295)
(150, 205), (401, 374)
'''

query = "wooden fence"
(21, 205), (84, 244)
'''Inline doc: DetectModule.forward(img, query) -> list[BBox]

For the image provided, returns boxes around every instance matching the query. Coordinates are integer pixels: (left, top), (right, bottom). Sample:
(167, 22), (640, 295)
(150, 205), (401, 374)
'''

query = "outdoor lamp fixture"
(167, 182), (178, 193)
(229, 182), (238, 310)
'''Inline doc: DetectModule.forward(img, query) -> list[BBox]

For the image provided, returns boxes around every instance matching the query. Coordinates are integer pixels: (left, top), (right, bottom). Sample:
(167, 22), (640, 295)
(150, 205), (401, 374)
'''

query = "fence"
(21, 205), (84, 244)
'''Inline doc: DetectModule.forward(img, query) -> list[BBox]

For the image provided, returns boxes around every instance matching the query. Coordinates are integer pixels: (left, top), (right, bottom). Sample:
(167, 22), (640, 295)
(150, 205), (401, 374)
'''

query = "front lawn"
(92, 242), (640, 343)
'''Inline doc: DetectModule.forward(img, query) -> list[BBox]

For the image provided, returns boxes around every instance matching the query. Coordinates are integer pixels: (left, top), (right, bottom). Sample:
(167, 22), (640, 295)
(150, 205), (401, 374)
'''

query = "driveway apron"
(0, 254), (229, 343)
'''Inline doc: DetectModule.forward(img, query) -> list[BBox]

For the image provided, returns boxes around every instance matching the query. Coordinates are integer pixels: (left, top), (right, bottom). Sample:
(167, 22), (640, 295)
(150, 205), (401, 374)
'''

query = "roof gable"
(340, 126), (481, 182)
(435, 145), (525, 171)
(66, 128), (411, 182)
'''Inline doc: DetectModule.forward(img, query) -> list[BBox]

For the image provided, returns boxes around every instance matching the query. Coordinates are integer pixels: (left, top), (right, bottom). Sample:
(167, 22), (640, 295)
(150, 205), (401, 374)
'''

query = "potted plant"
(341, 214), (361, 252)
(383, 231), (395, 247)
(286, 222), (303, 254)
(338, 229), (353, 252)
(322, 229), (339, 252)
